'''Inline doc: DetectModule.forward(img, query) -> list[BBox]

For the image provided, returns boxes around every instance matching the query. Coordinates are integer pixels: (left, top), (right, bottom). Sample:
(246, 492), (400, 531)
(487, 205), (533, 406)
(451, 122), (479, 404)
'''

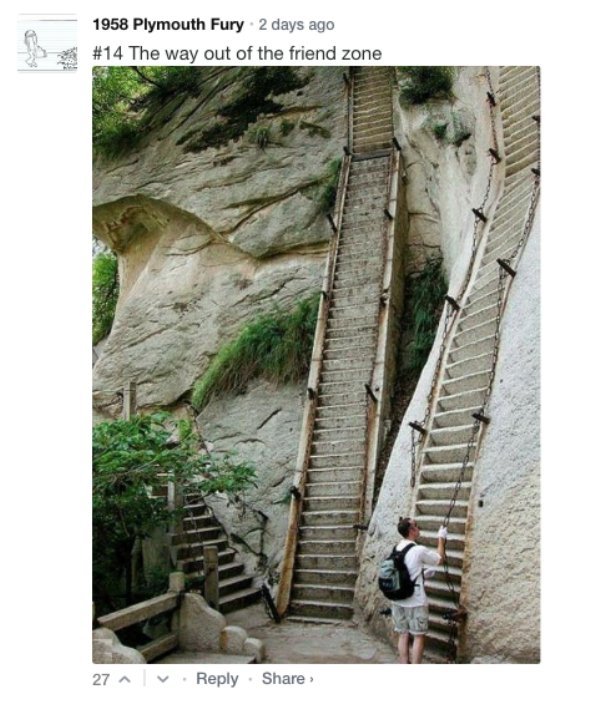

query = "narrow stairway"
(173, 493), (261, 613)
(412, 66), (541, 658)
(286, 67), (396, 622)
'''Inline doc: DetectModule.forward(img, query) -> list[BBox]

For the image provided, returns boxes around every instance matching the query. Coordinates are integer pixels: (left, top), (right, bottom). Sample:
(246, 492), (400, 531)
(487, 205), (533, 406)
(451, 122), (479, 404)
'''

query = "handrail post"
(203, 545), (219, 609)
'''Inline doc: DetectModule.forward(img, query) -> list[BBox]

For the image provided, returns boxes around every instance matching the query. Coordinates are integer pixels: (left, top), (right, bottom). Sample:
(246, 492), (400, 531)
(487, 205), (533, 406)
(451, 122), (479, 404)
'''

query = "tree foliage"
(399, 67), (454, 105)
(92, 251), (119, 344)
(92, 67), (203, 157)
(92, 412), (257, 613)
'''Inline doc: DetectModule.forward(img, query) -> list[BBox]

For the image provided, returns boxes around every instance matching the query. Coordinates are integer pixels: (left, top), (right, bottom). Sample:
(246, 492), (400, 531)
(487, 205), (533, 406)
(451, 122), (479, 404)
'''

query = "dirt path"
(226, 604), (398, 664)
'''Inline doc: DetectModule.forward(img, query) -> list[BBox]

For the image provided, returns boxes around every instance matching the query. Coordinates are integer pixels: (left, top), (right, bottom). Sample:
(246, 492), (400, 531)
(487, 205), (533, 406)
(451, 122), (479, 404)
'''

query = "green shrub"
(192, 293), (320, 411)
(399, 67), (454, 105)
(318, 158), (342, 213)
(406, 257), (447, 371)
(433, 123), (448, 140)
(93, 251), (119, 344)
(249, 125), (272, 150)
(183, 67), (309, 153)
(279, 119), (296, 137)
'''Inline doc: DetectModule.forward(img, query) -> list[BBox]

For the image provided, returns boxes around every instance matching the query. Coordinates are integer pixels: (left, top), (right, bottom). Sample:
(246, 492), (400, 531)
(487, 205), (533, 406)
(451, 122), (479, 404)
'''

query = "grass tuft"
(405, 257), (447, 371)
(192, 294), (320, 410)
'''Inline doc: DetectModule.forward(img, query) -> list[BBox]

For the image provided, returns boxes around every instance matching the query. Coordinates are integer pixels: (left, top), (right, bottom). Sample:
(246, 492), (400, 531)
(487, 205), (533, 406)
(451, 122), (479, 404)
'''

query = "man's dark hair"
(397, 517), (413, 538)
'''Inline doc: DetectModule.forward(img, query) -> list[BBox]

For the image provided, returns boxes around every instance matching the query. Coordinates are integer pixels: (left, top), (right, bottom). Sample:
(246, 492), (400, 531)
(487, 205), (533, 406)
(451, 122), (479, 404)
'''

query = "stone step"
(325, 310), (378, 328)
(465, 275), (500, 309)
(456, 302), (499, 332)
(187, 561), (246, 583)
(294, 567), (358, 586)
(218, 573), (255, 597)
(428, 424), (475, 447)
(178, 548), (235, 574)
(353, 132), (393, 148)
(313, 401), (366, 419)
(498, 71), (538, 103)
(414, 514), (466, 536)
(501, 91), (540, 121)
(481, 231), (524, 268)
(306, 466), (364, 483)
(317, 389), (368, 409)
(309, 450), (366, 470)
(432, 406), (480, 429)
(296, 553), (357, 571)
(503, 116), (538, 146)
(176, 535), (229, 562)
(330, 285), (381, 304)
(314, 407), (365, 427)
(436, 386), (487, 413)
(330, 293), (381, 311)
(417, 482), (471, 502)
(420, 461), (474, 484)
(319, 367), (372, 386)
(219, 587), (262, 614)
(183, 503), (208, 518)
(505, 138), (539, 172)
(313, 424), (365, 442)
(318, 379), (368, 396)
(301, 509), (360, 526)
(326, 301), (380, 319)
(463, 285), (498, 316)
(441, 370), (490, 396)
(416, 498), (468, 517)
(292, 583), (355, 604)
(297, 539), (356, 556)
(288, 599), (354, 621)
(183, 513), (217, 531)
(171, 525), (222, 546)
(453, 317), (497, 348)
(446, 335), (495, 368)
(352, 116), (393, 133)
(417, 530), (466, 551)
(423, 579), (462, 601)
(305, 480), (362, 498)
(486, 184), (533, 231)
(311, 437), (364, 457)
(423, 442), (476, 465)
(354, 140), (393, 153)
(445, 350), (494, 381)
(505, 150), (539, 178)
(299, 524), (357, 541)
(303, 495), (361, 512)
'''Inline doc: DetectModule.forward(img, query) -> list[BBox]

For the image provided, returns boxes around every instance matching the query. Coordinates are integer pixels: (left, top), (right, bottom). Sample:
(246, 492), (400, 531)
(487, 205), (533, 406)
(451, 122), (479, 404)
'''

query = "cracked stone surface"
(93, 67), (345, 413)
(196, 379), (305, 576)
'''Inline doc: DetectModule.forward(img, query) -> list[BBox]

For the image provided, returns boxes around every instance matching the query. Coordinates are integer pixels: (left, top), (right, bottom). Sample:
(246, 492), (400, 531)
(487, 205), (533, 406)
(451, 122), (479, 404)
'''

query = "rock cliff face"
(93, 66), (539, 662)
(93, 67), (345, 412)
(93, 67), (347, 577)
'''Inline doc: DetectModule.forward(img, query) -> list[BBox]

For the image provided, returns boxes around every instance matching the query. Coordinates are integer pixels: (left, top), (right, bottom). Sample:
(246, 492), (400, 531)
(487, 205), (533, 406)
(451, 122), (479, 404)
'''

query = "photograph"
(91, 64), (540, 665)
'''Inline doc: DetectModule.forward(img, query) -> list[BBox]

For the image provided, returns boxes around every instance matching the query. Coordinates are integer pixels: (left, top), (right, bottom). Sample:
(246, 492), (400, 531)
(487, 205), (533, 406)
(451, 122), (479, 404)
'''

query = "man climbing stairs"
(412, 66), (540, 658)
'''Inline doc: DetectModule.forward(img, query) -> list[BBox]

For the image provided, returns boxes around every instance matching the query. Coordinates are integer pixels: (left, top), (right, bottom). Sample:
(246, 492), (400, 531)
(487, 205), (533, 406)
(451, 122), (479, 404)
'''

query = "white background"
(1, 0), (598, 706)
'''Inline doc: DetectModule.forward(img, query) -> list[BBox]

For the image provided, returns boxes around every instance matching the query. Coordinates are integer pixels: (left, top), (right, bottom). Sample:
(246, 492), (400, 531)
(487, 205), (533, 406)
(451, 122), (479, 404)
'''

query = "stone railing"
(93, 572), (264, 663)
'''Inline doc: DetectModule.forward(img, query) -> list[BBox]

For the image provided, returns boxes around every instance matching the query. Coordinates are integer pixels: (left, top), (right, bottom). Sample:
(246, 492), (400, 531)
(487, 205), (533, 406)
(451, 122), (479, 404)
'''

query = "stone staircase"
(413, 66), (540, 658)
(172, 494), (261, 614)
(285, 67), (396, 622)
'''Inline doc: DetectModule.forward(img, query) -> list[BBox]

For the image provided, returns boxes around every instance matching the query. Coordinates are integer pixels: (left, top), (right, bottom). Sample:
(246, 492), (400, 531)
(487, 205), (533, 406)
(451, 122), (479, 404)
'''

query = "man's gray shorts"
(391, 604), (429, 635)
